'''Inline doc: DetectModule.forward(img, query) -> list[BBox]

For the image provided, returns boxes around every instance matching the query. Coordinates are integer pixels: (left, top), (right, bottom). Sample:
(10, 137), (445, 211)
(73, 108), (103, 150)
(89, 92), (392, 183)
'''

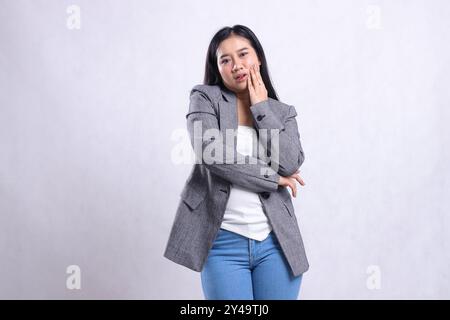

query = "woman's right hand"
(277, 170), (305, 198)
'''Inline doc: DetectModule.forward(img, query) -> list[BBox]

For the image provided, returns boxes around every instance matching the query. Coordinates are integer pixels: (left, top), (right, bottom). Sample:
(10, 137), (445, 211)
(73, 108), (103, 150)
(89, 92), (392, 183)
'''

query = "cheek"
(219, 66), (232, 79)
(247, 60), (256, 68)
(246, 55), (258, 66)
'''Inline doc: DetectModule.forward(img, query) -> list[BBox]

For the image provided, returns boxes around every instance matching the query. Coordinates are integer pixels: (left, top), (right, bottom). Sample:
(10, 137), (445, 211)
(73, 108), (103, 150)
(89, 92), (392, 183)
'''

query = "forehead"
(217, 35), (253, 58)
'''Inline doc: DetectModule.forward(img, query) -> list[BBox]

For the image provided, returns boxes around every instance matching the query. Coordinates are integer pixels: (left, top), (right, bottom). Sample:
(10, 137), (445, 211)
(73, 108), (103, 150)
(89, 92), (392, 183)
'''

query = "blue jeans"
(201, 228), (303, 300)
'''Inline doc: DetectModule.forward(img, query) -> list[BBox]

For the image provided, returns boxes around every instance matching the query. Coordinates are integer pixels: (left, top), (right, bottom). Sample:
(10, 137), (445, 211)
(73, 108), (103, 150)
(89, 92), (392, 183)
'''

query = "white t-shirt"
(220, 125), (272, 241)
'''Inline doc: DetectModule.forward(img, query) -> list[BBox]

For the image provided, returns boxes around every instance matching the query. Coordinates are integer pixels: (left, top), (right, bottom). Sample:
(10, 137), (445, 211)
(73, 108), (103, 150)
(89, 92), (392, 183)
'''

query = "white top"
(220, 125), (272, 241)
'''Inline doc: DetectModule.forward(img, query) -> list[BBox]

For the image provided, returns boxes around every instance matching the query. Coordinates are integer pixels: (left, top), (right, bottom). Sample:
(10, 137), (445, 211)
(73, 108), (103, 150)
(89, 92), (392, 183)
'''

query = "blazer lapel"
(218, 86), (261, 160)
(216, 86), (236, 162)
(218, 86), (238, 136)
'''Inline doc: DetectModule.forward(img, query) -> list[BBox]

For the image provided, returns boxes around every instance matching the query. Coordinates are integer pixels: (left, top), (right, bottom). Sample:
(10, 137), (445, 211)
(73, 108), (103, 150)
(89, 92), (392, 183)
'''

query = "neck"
(236, 91), (251, 107)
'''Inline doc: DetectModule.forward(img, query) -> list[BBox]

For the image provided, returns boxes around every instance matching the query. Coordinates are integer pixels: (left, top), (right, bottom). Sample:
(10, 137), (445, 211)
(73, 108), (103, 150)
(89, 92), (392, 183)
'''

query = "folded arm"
(186, 87), (281, 193)
(250, 99), (305, 177)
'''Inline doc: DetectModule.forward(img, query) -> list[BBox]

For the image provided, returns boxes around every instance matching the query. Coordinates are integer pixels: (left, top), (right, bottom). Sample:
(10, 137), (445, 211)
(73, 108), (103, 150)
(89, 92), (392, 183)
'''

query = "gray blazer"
(163, 84), (309, 277)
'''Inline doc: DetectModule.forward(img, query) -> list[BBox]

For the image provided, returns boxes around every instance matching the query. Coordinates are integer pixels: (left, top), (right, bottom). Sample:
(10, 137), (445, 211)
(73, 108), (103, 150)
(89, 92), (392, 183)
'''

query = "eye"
(221, 59), (228, 64)
(240, 52), (248, 57)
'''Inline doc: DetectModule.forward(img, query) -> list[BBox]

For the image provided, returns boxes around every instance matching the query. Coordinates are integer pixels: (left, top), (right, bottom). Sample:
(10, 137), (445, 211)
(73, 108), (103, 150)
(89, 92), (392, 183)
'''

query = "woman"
(164, 25), (309, 300)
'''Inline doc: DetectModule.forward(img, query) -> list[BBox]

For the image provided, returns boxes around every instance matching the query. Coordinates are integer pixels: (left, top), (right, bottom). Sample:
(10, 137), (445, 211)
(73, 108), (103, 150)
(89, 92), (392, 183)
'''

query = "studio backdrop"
(0, 0), (449, 299)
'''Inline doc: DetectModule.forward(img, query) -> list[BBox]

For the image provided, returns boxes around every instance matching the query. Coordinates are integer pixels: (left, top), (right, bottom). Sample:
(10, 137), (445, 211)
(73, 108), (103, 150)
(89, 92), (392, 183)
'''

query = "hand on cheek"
(247, 64), (268, 106)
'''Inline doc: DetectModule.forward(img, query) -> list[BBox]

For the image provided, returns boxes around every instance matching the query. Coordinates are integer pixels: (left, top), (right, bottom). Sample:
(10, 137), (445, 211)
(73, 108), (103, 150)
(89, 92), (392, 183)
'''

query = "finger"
(287, 180), (295, 198)
(247, 73), (254, 93)
(250, 65), (259, 86)
(288, 183), (294, 197)
(255, 64), (264, 84)
(296, 171), (305, 185)
(298, 176), (305, 186)
(292, 181), (297, 198)
(248, 68), (254, 88)
(293, 174), (305, 186)
(253, 64), (263, 85)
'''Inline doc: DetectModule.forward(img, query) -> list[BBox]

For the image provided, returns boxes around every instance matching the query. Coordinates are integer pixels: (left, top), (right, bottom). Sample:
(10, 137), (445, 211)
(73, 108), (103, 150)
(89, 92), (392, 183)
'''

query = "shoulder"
(190, 84), (222, 102)
(187, 84), (221, 116)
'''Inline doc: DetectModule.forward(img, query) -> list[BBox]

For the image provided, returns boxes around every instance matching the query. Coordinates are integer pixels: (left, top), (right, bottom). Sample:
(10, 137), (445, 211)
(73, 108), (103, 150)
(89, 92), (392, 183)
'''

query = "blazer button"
(264, 173), (269, 178)
(256, 114), (265, 121)
(261, 192), (270, 199)
(267, 161), (271, 166)
(266, 150), (271, 157)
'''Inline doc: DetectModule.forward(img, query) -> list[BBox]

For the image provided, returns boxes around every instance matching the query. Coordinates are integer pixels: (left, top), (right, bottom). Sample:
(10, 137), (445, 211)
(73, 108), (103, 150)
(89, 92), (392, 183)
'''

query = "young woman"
(164, 25), (309, 300)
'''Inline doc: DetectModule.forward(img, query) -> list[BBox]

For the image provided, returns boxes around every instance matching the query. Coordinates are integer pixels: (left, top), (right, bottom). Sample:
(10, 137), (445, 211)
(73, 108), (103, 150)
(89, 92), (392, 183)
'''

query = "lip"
(235, 74), (248, 82)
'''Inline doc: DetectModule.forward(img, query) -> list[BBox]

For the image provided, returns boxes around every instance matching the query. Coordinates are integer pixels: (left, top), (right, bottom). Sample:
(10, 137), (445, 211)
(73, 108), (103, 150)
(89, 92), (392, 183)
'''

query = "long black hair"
(203, 25), (279, 101)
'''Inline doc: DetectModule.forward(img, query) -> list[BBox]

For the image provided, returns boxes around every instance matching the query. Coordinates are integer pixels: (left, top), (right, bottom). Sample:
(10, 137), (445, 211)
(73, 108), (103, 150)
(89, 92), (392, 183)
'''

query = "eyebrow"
(218, 47), (249, 60)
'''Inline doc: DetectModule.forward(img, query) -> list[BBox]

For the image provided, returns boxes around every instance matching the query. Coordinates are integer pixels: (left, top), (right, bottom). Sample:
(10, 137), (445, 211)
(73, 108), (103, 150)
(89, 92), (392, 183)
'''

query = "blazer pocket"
(180, 183), (207, 211)
(279, 191), (295, 217)
(281, 200), (294, 217)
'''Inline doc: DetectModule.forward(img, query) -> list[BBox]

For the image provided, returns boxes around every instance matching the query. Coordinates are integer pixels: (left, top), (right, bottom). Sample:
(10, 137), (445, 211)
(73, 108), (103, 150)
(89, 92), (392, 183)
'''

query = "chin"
(224, 82), (247, 94)
(237, 85), (248, 93)
(233, 83), (247, 91)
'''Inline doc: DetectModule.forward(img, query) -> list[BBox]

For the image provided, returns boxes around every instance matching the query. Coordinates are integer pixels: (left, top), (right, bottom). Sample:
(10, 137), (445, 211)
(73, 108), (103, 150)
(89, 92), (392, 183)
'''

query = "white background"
(0, 0), (449, 299)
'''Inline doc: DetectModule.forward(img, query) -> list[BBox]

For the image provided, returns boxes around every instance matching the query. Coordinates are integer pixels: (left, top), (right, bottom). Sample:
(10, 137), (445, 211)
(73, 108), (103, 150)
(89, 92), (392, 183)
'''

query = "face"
(216, 35), (261, 93)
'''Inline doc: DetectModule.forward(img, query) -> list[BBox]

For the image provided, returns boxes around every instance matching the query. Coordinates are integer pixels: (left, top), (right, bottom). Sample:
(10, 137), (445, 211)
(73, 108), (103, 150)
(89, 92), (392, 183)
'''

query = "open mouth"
(235, 74), (247, 82)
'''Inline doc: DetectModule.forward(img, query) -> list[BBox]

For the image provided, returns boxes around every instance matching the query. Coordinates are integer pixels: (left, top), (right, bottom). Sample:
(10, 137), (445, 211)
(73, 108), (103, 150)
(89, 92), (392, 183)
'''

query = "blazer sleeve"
(186, 86), (281, 193)
(250, 99), (305, 177)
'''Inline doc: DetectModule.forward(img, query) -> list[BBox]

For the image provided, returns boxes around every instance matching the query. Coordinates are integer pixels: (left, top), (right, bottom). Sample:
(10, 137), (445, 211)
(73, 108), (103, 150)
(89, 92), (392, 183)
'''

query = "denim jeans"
(200, 228), (303, 300)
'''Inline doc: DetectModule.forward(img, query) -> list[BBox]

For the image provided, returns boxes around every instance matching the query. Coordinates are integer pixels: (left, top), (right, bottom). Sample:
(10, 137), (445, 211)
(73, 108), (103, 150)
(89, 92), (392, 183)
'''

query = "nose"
(232, 63), (243, 72)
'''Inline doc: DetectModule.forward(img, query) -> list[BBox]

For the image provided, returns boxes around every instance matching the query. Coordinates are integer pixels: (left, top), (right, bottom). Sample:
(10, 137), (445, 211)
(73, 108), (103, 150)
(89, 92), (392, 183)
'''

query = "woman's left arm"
(250, 101), (305, 177)
(247, 64), (305, 177)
